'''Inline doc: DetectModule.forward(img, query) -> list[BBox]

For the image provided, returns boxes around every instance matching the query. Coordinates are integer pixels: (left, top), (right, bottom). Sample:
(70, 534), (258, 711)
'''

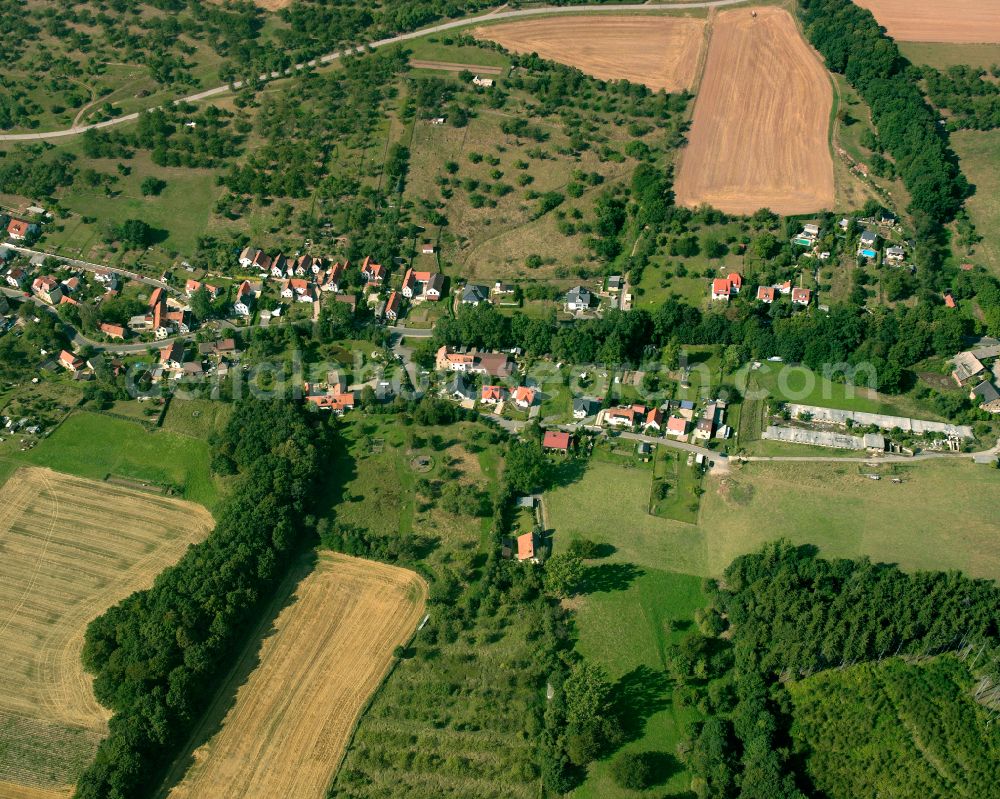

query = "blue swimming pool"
(860, 248), (876, 258)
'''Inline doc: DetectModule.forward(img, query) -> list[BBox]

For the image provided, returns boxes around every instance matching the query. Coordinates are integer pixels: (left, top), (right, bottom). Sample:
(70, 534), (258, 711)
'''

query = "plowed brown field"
(0, 468), (213, 796)
(162, 553), (427, 799)
(674, 7), (835, 215)
(475, 16), (706, 92)
(854, 0), (1000, 44)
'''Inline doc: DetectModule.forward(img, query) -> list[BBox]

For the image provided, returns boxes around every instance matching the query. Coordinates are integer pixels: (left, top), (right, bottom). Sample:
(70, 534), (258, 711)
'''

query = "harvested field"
(674, 7), (835, 215)
(0, 468), (213, 795)
(162, 553), (427, 799)
(854, 0), (1000, 44)
(475, 16), (706, 92)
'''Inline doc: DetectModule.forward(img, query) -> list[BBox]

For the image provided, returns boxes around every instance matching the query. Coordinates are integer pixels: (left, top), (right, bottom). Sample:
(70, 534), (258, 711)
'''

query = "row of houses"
(711, 273), (810, 306)
(597, 398), (729, 441)
(128, 286), (191, 340)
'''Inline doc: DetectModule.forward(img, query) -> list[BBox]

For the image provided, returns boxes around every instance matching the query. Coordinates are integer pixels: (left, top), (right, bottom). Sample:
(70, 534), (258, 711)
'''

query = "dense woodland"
(73, 398), (336, 799)
(673, 542), (1000, 799)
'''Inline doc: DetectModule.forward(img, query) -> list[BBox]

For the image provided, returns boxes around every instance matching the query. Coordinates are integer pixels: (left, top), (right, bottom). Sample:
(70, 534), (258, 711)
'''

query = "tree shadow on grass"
(546, 457), (588, 489)
(579, 562), (643, 595)
(614, 664), (673, 744)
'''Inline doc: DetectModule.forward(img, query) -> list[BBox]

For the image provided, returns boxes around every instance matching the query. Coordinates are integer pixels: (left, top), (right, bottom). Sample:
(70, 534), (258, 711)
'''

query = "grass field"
(951, 129), (1000, 275)
(161, 553), (427, 799)
(570, 569), (707, 799)
(475, 16), (706, 92)
(14, 412), (217, 508)
(160, 399), (233, 440)
(548, 455), (1000, 581)
(674, 8), (835, 215)
(898, 41), (1000, 69)
(0, 468), (212, 796)
(854, 0), (1000, 43)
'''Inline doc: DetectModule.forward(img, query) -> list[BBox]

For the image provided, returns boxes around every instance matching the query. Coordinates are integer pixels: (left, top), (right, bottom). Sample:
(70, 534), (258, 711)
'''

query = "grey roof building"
(461, 283), (490, 305)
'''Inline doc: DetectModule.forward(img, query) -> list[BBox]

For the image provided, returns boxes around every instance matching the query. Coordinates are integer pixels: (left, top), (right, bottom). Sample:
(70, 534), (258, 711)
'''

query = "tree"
(140, 177), (166, 196)
(544, 554), (584, 598)
(505, 438), (547, 494)
(116, 219), (153, 248)
(189, 286), (212, 321)
(610, 751), (657, 791)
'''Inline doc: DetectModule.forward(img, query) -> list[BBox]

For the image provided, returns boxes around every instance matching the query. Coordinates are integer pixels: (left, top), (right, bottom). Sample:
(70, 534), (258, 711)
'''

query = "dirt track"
(0, 468), (212, 795)
(475, 16), (706, 92)
(161, 553), (427, 799)
(674, 7), (835, 215)
(854, 0), (1000, 44)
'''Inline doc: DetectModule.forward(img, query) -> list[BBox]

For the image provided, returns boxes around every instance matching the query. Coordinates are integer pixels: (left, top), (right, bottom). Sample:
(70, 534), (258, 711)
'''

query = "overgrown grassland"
(952, 129), (1000, 276)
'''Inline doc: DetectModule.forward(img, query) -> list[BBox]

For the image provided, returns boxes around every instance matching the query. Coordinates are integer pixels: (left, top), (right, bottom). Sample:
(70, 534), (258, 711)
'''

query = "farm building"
(971, 381), (1000, 413)
(952, 351), (986, 386)
(762, 425), (885, 452)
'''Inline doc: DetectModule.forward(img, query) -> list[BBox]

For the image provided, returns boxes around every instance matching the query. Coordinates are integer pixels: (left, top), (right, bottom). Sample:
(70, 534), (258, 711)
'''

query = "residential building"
(100, 323), (126, 340)
(542, 430), (571, 453)
(447, 374), (476, 402)
(564, 285), (592, 312)
(360, 256), (384, 285)
(305, 382), (356, 414)
(58, 350), (83, 371)
(513, 386), (537, 409)
(234, 280), (255, 317)
(31, 276), (61, 304)
(93, 269), (119, 290)
(791, 287), (811, 306)
(516, 531), (538, 563)
(944, 294), (957, 309)
(776, 280), (792, 295)
(461, 284), (490, 306)
(159, 341), (185, 369)
(384, 290), (402, 321)
(480, 385), (504, 405)
(573, 397), (600, 419)
(321, 261), (347, 293)
(185, 279), (221, 298)
(858, 230), (878, 257)
(971, 381), (1000, 413)
(604, 405), (643, 427)
(239, 246), (262, 268)
(645, 407), (664, 432)
(952, 351), (986, 386)
(756, 286), (776, 304)
(7, 218), (37, 241)
(435, 346), (512, 378)
(711, 278), (733, 301)
(401, 269), (444, 301)
(885, 245), (905, 263)
(666, 415), (688, 437)
(5, 267), (27, 289)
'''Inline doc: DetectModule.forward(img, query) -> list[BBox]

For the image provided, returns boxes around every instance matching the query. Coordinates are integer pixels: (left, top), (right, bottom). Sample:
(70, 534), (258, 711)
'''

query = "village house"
(756, 286), (776, 304)
(294, 254), (314, 276)
(858, 230), (878, 258)
(61, 276), (80, 295)
(281, 278), (315, 302)
(239, 247), (262, 268)
(791, 287), (812, 307)
(304, 380), (356, 415)
(321, 261), (347, 293)
(31, 276), (62, 304)
(5, 267), (27, 289)
(7, 218), (37, 241)
(971, 381), (1000, 413)
(573, 397), (600, 419)
(607, 275), (623, 293)
(776, 280), (792, 295)
(492, 281), (516, 298)
(185, 279), (221, 298)
(100, 322), (126, 341)
(234, 280), (255, 317)
(269, 254), (290, 279)
(952, 351), (986, 386)
(645, 407), (664, 432)
(542, 430), (572, 454)
(604, 404), (644, 428)
(159, 341), (186, 370)
(516, 531), (538, 563)
(401, 269), (445, 301)
(943, 294), (957, 309)
(435, 346), (512, 378)
(885, 245), (905, 263)
(93, 269), (119, 290)
(711, 273), (742, 301)
(383, 290), (402, 321)
(461, 284), (490, 306)
(693, 417), (714, 441)
(666, 415), (688, 437)
(421, 242), (436, 255)
(480, 385), (505, 405)
(447, 374), (476, 402)
(58, 349), (84, 372)
(564, 285), (592, 312)
(360, 256), (385, 285)
(512, 386), (537, 409)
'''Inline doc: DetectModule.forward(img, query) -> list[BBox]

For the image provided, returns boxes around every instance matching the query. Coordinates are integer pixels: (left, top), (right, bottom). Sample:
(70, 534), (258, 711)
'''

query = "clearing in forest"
(0, 468), (213, 797)
(674, 7), (835, 215)
(161, 553), (428, 799)
(853, 0), (1000, 44)
(474, 16), (706, 92)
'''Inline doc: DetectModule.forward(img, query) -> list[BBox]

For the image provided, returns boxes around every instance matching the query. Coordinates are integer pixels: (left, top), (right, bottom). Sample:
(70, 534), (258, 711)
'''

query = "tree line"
(73, 398), (336, 799)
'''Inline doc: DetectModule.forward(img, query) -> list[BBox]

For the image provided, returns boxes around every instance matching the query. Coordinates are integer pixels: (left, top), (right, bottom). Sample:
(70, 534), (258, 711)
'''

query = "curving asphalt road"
(0, 0), (752, 142)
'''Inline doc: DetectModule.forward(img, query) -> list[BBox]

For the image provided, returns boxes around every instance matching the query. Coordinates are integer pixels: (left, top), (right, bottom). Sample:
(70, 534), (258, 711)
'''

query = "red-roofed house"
(384, 290), (402, 321)
(543, 430), (571, 453)
(402, 269), (445, 301)
(305, 386), (356, 415)
(185, 279), (221, 298)
(234, 280), (255, 316)
(360, 256), (384, 285)
(666, 415), (688, 437)
(5, 267), (27, 289)
(645, 407), (664, 432)
(711, 278), (732, 301)
(727, 273), (742, 293)
(58, 350), (83, 371)
(481, 385), (504, 405)
(100, 322), (127, 340)
(776, 280), (792, 295)
(32, 276), (61, 304)
(756, 286), (776, 304)
(791, 287), (811, 306)
(513, 386), (537, 409)
(605, 405), (644, 428)
(321, 261), (346, 293)
(517, 531), (538, 563)
(944, 293), (956, 309)
(7, 218), (37, 241)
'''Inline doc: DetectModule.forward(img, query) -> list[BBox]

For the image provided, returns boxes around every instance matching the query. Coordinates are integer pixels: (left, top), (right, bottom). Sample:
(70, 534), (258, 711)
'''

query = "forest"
(672, 542), (1000, 799)
(921, 64), (1000, 131)
(72, 398), (336, 799)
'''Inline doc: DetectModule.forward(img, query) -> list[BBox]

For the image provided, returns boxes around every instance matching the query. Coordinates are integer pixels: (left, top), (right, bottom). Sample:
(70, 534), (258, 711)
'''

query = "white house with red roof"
(304, 381), (356, 415)
(32, 276), (61, 304)
(7, 218), (37, 241)
(776, 280), (792, 295)
(791, 287), (811, 306)
(711, 273), (743, 302)
(383, 290), (402, 321)
(5, 267), (27, 289)
(360, 256), (385, 285)
(604, 404), (645, 428)
(58, 350), (84, 371)
(234, 280), (255, 316)
(756, 286), (776, 304)
(401, 268), (445, 301)
(480, 385), (504, 405)
(513, 386), (537, 409)
(320, 261), (347, 293)
(645, 407), (664, 432)
(185, 279), (221, 298)
(666, 415), (688, 437)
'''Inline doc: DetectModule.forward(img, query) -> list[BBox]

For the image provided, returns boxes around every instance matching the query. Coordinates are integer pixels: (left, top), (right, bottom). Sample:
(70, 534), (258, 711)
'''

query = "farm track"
(0, 1), (753, 142)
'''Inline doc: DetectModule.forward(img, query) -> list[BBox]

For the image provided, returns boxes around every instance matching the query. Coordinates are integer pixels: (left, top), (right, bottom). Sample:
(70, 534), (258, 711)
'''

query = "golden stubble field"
(0, 467), (213, 799)
(674, 7), (835, 215)
(854, 0), (1000, 44)
(475, 15), (707, 92)
(161, 553), (428, 799)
